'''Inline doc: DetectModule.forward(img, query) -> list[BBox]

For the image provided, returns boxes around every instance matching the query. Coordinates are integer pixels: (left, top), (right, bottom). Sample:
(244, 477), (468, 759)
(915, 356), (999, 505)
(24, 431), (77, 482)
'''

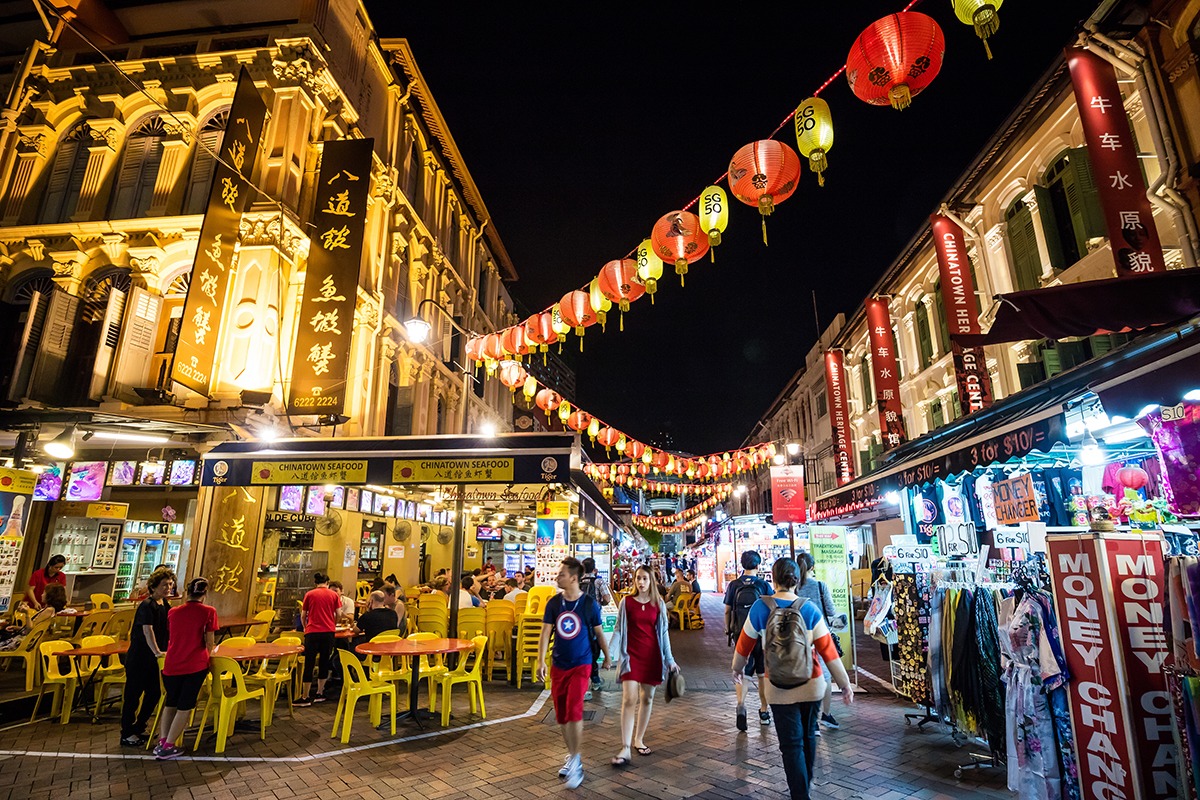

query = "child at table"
(0, 584), (66, 650)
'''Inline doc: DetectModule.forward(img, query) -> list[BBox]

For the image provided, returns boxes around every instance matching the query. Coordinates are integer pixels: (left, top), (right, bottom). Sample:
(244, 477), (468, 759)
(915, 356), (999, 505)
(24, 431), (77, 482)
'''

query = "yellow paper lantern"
(794, 97), (834, 187)
(586, 417), (600, 442)
(557, 400), (572, 423)
(551, 305), (570, 353)
(589, 277), (612, 331)
(634, 238), (664, 303)
(698, 185), (729, 261)
(522, 376), (538, 400)
(642, 447), (654, 465)
(616, 434), (627, 454)
(953, 0), (1003, 59)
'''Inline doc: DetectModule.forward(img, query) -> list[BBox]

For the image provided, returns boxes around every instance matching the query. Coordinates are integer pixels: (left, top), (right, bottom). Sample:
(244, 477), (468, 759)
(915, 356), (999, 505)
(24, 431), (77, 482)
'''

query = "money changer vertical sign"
(810, 525), (854, 674)
(171, 68), (268, 395)
(288, 138), (374, 414)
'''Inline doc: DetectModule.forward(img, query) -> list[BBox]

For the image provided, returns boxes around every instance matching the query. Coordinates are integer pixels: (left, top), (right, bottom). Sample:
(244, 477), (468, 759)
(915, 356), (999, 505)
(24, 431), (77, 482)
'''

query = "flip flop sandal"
(611, 756), (632, 768)
(634, 746), (652, 756)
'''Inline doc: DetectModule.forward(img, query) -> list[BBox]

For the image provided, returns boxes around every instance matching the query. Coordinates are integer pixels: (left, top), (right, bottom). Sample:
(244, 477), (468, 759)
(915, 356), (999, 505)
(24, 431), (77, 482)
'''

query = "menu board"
(278, 485), (304, 512)
(65, 461), (107, 502)
(92, 522), (121, 569)
(33, 464), (65, 502)
(345, 487), (360, 512)
(374, 493), (396, 517)
(138, 462), (166, 486)
(168, 460), (196, 486)
(329, 486), (345, 509)
(536, 544), (570, 587)
(305, 487), (327, 516)
(109, 460), (137, 486)
(360, 489), (374, 515)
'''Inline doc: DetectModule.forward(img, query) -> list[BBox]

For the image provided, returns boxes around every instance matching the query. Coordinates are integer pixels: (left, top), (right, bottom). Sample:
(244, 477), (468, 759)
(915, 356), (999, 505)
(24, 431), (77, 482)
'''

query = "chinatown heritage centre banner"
(865, 297), (907, 450)
(287, 137), (374, 415)
(824, 350), (856, 486)
(171, 68), (268, 395)
(1066, 47), (1166, 276)
(930, 214), (994, 416)
(768, 465), (806, 523)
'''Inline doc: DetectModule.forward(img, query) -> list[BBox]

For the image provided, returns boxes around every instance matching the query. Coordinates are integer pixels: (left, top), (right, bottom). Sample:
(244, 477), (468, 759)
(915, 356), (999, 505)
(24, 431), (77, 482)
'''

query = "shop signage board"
(812, 479), (887, 521)
(992, 474), (1041, 525)
(865, 298), (907, 451)
(991, 526), (1030, 553)
(0, 468), (36, 614)
(810, 525), (854, 671)
(199, 485), (267, 620)
(86, 502), (129, 520)
(249, 460), (368, 485)
(824, 350), (856, 485)
(171, 68), (268, 395)
(930, 214), (994, 417)
(951, 344), (994, 416)
(1066, 48), (1166, 276)
(392, 458), (514, 484)
(1046, 532), (1140, 800)
(933, 521), (978, 557)
(263, 511), (316, 529)
(897, 414), (1067, 487)
(287, 137), (374, 415)
(769, 465), (807, 523)
(883, 544), (933, 563)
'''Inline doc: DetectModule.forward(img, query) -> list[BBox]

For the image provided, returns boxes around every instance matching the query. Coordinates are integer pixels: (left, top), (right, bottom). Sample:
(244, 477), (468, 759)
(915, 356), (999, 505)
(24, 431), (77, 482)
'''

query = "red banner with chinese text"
(824, 350), (856, 486)
(864, 298), (907, 450)
(931, 214), (994, 417)
(1066, 47), (1166, 276)
(769, 465), (806, 524)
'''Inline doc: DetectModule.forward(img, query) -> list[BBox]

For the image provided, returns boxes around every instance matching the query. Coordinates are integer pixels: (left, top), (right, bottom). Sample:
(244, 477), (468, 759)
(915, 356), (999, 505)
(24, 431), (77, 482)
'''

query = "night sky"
(367, 2), (1100, 456)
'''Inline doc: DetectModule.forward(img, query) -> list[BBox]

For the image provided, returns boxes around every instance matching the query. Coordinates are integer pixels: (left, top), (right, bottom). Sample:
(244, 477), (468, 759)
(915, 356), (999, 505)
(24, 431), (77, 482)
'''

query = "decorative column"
(2, 125), (52, 223)
(149, 118), (195, 215)
(196, 485), (267, 620)
(71, 119), (120, 221)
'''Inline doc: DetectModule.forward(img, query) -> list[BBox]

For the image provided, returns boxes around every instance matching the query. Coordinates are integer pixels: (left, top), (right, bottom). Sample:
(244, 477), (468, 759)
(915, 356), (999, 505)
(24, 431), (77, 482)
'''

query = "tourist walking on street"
(724, 550), (772, 730)
(155, 578), (217, 760)
(120, 567), (173, 746)
(580, 556), (612, 696)
(295, 572), (341, 706)
(609, 564), (677, 768)
(732, 557), (854, 800)
(536, 557), (611, 790)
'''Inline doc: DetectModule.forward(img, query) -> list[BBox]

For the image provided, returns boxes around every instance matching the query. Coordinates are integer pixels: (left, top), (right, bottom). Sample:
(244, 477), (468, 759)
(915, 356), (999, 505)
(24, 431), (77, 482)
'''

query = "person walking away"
(120, 568), (173, 746)
(155, 578), (217, 760)
(732, 557), (854, 799)
(796, 551), (843, 730)
(536, 557), (610, 790)
(294, 572), (341, 706)
(608, 564), (677, 767)
(24, 554), (67, 610)
(580, 557), (613, 696)
(724, 550), (772, 730)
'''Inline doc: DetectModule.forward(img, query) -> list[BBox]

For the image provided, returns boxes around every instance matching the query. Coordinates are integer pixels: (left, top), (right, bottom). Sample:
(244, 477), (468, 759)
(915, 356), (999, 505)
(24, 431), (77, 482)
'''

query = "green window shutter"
(1034, 184), (1067, 272)
(1058, 340), (1089, 370)
(893, 326), (904, 379)
(1041, 345), (1063, 378)
(1007, 202), (1042, 291)
(916, 302), (933, 368)
(859, 356), (873, 410)
(1017, 361), (1046, 389)
(949, 390), (962, 421)
(930, 400), (945, 430)
(933, 286), (951, 355)
(858, 450), (871, 476)
(1069, 147), (1107, 240)
(1088, 334), (1114, 359)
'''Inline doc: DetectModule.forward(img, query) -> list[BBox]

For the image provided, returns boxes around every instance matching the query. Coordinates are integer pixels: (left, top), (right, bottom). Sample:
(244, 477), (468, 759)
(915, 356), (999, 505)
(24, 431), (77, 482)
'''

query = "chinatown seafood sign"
(865, 297), (907, 450)
(287, 138), (375, 415)
(824, 350), (856, 485)
(171, 68), (268, 396)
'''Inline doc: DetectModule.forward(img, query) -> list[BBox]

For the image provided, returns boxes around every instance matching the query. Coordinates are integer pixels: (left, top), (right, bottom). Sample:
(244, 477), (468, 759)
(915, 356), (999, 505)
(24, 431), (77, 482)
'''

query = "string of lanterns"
(582, 467), (733, 497)
(459, 1), (996, 368)
(633, 491), (730, 528)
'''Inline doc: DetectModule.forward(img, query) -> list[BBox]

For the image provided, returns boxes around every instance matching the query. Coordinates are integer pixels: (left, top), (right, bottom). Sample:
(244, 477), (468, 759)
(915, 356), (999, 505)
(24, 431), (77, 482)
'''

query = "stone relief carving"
(17, 133), (46, 155)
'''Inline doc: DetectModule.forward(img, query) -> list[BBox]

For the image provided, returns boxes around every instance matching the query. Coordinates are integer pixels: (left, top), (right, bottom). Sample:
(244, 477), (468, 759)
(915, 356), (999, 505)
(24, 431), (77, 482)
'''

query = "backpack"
(728, 577), (764, 644)
(580, 575), (602, 606)
(761, 596), (814, 689)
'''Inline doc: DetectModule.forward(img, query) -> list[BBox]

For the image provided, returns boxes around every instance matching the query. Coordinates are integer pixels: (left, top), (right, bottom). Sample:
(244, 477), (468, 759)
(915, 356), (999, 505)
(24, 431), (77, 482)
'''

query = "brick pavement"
(0, 595), (1014, 800)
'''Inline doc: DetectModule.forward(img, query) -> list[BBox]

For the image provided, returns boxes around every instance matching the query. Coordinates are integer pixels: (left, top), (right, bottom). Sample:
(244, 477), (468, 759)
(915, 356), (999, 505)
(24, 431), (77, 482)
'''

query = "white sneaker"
(565, 758), (585, 789)
(584, 690), (594, 701)
(558, 755), (573, 778)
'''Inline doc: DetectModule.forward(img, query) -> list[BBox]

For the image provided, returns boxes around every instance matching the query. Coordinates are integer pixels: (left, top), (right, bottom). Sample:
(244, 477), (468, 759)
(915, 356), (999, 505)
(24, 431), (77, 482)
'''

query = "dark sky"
(367, 2), (1100, 456)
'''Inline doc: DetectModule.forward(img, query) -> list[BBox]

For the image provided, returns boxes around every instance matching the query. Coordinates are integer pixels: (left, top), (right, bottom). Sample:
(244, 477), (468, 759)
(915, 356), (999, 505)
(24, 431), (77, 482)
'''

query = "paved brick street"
(0, 595), (1012, 800)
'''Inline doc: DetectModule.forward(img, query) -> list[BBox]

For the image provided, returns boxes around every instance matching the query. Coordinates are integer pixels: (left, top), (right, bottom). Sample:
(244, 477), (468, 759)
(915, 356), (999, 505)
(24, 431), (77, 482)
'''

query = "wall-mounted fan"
(315, 507), (343, 537)
(419, 523), (432, 544)
(394, 520), (412, 543)
(436, 526), (452, 545)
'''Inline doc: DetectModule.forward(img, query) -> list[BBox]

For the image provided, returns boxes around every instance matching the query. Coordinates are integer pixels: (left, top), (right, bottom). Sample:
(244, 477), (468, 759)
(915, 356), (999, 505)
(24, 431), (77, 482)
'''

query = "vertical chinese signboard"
(200, 485), (266, 620)
(810, 525), (853, 672)
(288, 138), (374, 415)
(0, 468), (36, 614)
(930, 214), (993, 416)
(824, 350), (856, 486)
(769, 465), (806, 523)
(1066, 47), (1166, 276)
(864, 297), (907, 450)
(171, 69), (268, 395)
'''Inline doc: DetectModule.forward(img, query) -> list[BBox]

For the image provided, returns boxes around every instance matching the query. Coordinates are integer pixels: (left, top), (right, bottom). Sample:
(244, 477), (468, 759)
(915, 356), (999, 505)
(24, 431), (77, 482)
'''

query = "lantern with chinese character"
(566, 409), (592, 432)
(698, 185), (729, 260)
(728, 140), (802, 245)
(498, 360), (526, 393)
(615, 434), (627, 455)
(535, 388), (561, 418)
(794, 97), (834, 187)
(557, 400), (572, 424)
(588, 277), (612, 331)
(642, 447), (654, 465)
(953, 0), (1003, 59)
(596, 426), (621, 455)
(846, 13), (945, 111)
(587, 416), (601, 442)
(598, 259), (645, 330)
(551, 306), (571, 352)
(652, 211), (709, 286)
(558, 291), (596, 350)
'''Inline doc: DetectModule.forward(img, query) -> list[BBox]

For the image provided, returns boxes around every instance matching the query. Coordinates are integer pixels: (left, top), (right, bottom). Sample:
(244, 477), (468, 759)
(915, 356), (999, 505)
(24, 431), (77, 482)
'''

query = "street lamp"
(786, 441), (800, 456)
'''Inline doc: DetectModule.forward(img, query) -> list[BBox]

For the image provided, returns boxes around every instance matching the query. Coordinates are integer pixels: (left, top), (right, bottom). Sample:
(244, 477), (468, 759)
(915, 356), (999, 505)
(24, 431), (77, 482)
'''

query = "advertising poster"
(536, 544), (570, 587)
(992, 473), (1041, 525)
(769, 465), (807, 523)
(0, 468), (37, 614)
(536, 501), (570, 547)
(809, 525), (854, 672)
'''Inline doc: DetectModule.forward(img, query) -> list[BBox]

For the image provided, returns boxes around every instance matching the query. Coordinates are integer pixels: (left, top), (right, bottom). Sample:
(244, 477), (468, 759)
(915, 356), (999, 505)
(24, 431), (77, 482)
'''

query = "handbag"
(666, 669), (686, 702)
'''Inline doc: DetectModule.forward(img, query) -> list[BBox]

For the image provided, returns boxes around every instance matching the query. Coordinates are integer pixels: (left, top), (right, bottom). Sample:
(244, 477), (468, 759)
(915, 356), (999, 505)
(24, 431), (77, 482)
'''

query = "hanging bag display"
(864, 579), (897, 645)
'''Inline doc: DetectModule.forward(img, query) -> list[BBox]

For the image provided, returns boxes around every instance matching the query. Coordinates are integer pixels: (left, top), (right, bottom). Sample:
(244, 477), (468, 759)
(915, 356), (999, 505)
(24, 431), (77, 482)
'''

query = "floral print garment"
(998, 594), (1062, 800)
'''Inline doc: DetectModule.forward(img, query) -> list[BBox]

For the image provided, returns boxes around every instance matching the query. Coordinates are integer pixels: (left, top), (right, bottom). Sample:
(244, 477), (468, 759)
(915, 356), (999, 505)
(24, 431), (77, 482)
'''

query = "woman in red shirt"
(24, 555), (67, 610)
(154, 577), (217, 760)
(294, 572), (342, 706)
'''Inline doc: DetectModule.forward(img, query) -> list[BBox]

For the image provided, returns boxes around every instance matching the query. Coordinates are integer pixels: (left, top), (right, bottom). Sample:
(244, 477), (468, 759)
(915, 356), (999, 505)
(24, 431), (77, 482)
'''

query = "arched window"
(39, 122), (93, 223)
(1005, 198), (1042, 291)
(110, 116), (169, 219)
(1038, 149), (1105, 270)
(915, 297), (934, 369)
(184, 110), (229, 215)
(404, 138), (423, 218)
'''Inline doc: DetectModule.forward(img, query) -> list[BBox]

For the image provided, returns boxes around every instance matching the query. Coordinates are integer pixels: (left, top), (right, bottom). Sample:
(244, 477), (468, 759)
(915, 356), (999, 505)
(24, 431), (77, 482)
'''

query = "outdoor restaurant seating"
(80, 634), (126, 711)
(484, 601), (516, 681)
(0, 616), (51, 691)
(244, 647), (297, 725)
(89, 594), (114, 611)
(416, 606), (448, 637)
(514, 614), (543, 689)
(195, 656), (265, 754)
(70, 611), (111, 644)
(687, 593), (704, 629)
(245, 610), (276, 642)
(331, 649), (396, 743)
(435, 635), (487, 727)
(145, 657), (211, 749)
(456, 607), (486, 640)
(365, 632), (411, 697)
(272, 633), (304, 697)
(30, 640), (77, 723)
(406, 632), (449, 708)
(100, 607), (135, 641)
(511, 592), (528, 615)
(668, 593), (692, 630)
(525, 586), (555, 617)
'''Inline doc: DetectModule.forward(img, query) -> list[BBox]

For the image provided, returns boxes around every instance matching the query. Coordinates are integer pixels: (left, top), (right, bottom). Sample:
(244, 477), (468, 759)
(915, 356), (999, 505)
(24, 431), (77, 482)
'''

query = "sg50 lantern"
(953, 0), (1003, 60)
(728, 140), (801, 245)
(794, 97), (834, 187)
(652, 210), (709, 286)
(588, 277), (612, 331)
(698, 185), (728, 260)
(635, 238), (664, 302)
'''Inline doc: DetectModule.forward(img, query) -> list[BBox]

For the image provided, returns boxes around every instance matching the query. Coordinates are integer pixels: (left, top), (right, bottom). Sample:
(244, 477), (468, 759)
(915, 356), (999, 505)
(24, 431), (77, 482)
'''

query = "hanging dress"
(998, 594), (1062, 800)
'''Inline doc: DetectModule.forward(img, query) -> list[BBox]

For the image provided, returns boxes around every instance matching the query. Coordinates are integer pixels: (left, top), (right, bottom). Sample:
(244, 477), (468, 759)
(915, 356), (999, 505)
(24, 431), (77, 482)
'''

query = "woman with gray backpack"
(796, 551), (845, 731)
(731, 557), (853, 800)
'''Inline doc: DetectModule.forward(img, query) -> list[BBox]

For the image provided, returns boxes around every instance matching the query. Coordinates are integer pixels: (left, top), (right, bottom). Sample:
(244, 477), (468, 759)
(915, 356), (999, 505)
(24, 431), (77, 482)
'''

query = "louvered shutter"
(916, 303), (933, 368)
(1041, 345), (1062, 379)
(1068, 147), (1107, 240)
(1007, 203), (1042, 291)
(39, 140), (79, 223)
(184, 129), (221, 214)
(27, 289), (79, 402)
(133, 137), (163, 218)
(5, 291), (50, 402)
(109, 286), (162, 400)
(1033, 184), (1067, 272)
(109, 137), (148, 220)
(87, 289), (127, 400)
(439, 316), (452, 363)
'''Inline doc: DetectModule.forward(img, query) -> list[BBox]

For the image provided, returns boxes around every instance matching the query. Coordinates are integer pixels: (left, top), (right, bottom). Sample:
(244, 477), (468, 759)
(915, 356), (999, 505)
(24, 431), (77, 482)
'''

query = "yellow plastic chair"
(668, 594), (691, 630)
(416, 608), (448, 638)
(365, 632), (412, 698)
(356, 581), (371, 603)
(0, 616), (52, 691)
(525, 586), (555, 617)
(245, 649), (297, 726)
(273, 634), (304, 697)
(90, 594), (114, 611)
(195, 656), (265, 754)
(145, 658), (213, 749)
(687, 593), (704, 629)
(512, 592), (528, 616)
(221, 636), (257, 648)
(407, 632), (449, 709)
(435, 635), (487, 726)
(331, 649), (396, 743)
(456, 607), (486, 640)
(514, 614), (545, 689)
(80, 634), (125, 712)
(70, 610), (112, 645)
(417, 592), (448, 610)
(484, 602), (516, 681)
(245, 610), (276, 642)
(30, 641), (77, 723)
(100, 607), (136, 641)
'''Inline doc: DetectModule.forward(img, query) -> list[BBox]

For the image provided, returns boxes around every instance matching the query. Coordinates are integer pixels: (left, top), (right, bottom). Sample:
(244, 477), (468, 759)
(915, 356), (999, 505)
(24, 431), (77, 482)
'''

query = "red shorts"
(550, 663), (591, 724)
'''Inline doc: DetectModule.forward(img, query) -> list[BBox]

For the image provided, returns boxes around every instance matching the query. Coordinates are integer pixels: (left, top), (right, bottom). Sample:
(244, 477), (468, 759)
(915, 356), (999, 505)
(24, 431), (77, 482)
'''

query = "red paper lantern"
(557, 290), (596, 349)
(1116, 465), (1150, 491)
(481, 333), (504, 362)
(465, 337), (483, 364)
(728, 140), (802, 245)
(535, 388), (561, 417)
(652, 210), (710, 286)
(566, 410), (592, 432)
(498, 360), (527, 391)
(598, 259), (646, 329)
(501, 326), (528, 358)
(626, 440), (646, 461)
(596, 427), (621, 453)
(652, 451), (670, 470)
(846, 12), (945, 111)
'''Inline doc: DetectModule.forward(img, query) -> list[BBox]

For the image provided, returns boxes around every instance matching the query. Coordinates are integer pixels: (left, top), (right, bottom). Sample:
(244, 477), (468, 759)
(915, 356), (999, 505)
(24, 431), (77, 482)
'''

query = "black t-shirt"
(130, 598), (169, 660)
(357, 607), (400, 642)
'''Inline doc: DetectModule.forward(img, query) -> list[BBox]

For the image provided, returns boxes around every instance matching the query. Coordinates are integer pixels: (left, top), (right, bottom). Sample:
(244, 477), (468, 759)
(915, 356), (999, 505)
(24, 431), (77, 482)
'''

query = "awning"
(954, 269), (1200, 347)
(1093, 344), (1200, 420)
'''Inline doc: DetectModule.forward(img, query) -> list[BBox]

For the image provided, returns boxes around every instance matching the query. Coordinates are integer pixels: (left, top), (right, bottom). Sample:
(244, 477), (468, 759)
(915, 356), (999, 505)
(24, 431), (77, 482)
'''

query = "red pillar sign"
(864, 297), (907, 450)
(1066, 47), (1166, 276)
(931, 213), (994, 417)
(824, 350), (856, 486)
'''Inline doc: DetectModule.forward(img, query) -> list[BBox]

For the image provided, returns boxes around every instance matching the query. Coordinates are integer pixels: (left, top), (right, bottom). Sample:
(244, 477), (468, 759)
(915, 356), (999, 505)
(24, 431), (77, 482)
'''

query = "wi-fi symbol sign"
(779, 489), (799, 501)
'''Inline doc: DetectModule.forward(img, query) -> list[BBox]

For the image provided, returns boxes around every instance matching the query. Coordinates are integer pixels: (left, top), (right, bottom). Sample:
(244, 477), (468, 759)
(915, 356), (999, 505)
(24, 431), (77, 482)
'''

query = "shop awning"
(200, 433), (577, 487)
(1093, 344), (1200, 420)
(954, 269), (1200, 347)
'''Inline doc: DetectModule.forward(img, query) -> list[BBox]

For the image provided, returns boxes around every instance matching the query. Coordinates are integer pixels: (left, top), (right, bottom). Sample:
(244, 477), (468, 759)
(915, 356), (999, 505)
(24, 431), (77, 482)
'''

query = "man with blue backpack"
(723, 550), (772, 731)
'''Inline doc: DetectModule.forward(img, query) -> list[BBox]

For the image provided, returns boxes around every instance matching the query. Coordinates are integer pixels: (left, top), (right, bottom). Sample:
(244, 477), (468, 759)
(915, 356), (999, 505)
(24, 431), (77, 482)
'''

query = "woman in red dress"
(609, 564), (678, 767)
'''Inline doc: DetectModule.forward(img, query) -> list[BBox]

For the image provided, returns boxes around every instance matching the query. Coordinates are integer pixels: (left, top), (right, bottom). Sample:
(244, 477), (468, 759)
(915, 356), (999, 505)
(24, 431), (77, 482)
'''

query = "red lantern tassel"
(762, 217), (768, 246)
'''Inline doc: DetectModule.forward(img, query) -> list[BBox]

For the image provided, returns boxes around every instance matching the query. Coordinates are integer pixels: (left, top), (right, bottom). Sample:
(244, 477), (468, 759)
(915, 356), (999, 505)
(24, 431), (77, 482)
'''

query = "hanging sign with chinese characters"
(171, 68), (268, 396)
(865, 297), (907, 450)
(287, 137), (375, 415)
(1066, 47), (1166, 276)
(199, 485), (266, 619)
(250, 460), (368, 485)
(824, 350), (856, 486)
(930, 214), (994, 417)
